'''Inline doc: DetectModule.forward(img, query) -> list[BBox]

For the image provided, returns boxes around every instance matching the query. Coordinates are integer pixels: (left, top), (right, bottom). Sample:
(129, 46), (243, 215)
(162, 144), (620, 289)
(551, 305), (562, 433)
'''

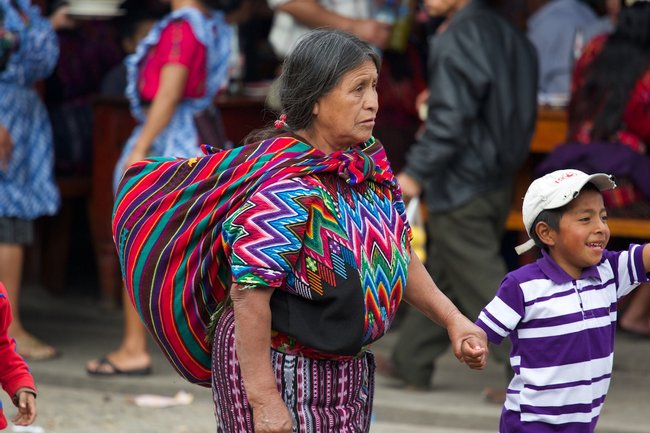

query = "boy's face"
(548, 190), (610, 279)
(423, 0), (463, 17)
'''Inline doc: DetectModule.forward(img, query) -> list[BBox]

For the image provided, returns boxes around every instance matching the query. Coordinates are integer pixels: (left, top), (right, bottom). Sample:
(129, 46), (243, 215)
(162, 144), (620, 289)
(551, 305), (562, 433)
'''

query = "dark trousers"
(391, 185), (513, 387)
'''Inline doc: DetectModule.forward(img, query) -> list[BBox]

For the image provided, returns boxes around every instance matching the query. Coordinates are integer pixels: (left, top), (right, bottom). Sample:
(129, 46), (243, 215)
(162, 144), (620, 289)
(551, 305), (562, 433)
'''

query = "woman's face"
(309, 60), (379, 152)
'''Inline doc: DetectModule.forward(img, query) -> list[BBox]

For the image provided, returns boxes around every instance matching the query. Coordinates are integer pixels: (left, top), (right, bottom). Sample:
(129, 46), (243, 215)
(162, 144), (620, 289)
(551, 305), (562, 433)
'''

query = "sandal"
(86, 356), (152, 377)
(13, 334), (60, 361)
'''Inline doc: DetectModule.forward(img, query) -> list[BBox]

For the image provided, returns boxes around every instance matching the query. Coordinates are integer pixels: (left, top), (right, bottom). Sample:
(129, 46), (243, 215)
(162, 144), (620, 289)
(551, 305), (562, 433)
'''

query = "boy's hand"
(12, 389), (36, 426)
(446, 313), (489, 370)
(460, 337), (488, 370)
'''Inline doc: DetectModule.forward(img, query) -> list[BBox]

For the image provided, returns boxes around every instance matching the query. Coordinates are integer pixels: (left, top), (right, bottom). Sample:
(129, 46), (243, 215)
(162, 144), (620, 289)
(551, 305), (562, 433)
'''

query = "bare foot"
(12, 332), (59, 361)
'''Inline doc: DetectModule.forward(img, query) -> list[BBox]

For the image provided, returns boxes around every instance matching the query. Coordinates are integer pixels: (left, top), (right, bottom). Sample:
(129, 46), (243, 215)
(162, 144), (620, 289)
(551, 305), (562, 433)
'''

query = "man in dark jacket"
(383, 0), (538, 393)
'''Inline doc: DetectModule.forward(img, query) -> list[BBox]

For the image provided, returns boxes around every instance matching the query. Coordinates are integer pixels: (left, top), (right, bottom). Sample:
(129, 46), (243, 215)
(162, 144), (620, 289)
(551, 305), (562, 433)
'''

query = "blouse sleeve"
(475, 274), (525, 345)
(0, 2), (58, 84)
(222, 178), (320, 289)
(156, 19), (205, 70)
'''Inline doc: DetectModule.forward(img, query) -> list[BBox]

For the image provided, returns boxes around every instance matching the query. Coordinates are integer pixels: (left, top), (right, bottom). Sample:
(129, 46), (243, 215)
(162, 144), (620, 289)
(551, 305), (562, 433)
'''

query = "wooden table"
(530, 106), (568, 153)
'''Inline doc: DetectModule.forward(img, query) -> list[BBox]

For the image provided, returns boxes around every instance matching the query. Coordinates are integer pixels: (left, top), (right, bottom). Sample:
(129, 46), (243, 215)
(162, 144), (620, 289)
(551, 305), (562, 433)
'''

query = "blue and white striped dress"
(477, 245), (649, 432)
(113, 6), (231, 190)
(0, 0), (59, 219)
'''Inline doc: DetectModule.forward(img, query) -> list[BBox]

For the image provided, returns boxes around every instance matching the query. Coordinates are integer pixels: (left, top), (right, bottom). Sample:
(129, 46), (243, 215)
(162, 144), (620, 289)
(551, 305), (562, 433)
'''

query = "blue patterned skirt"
(0, 83), (59, 219)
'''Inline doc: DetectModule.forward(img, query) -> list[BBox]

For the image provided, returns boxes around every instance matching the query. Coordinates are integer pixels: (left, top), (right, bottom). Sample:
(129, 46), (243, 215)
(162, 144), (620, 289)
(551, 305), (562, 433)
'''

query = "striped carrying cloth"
(112, 136), (395, 386)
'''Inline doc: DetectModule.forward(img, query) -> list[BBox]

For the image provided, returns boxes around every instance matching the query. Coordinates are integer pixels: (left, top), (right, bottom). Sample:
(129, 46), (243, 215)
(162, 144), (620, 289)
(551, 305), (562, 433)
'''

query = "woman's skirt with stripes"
(212, 307), (375, 433)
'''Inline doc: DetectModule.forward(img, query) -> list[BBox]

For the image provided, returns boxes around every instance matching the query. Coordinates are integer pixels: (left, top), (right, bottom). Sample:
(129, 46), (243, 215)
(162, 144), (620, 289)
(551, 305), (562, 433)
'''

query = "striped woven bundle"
(112, 136), (395, 386)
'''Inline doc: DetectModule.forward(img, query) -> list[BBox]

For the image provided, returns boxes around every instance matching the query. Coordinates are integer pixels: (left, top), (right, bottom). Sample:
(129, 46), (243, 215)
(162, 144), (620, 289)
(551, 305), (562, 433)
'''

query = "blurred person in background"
(527, 0), (598, 96)
(85, 0), (233, 376)
(378, 0), (537, 402)
(0, 0), (73, 361)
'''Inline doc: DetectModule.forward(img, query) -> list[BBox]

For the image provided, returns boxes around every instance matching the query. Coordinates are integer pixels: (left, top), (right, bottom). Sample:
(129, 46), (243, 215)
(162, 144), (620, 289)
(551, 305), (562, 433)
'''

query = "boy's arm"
(475, 275), (525, 345)
(643, 244), (650, 274)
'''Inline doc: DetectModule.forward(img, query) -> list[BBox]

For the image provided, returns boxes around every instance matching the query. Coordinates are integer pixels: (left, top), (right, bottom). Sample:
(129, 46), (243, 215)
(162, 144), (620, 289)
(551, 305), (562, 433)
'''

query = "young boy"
(0, 282), (37, 429)
(476, 169), (650, 433)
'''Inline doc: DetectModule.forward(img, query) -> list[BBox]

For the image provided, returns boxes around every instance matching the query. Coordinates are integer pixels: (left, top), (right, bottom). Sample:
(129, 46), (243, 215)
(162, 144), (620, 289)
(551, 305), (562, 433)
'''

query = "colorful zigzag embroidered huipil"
(112, 136), (411, 386)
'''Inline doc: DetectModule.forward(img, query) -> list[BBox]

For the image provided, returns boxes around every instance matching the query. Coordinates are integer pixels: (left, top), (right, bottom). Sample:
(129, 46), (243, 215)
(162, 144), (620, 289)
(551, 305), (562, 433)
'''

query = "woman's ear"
(312, 101), (320, 116)
(535, 221), (556, 248)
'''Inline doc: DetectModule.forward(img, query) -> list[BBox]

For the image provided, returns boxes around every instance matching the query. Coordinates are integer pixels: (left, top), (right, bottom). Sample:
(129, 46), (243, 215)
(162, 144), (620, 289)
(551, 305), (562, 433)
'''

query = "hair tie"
(274, 113), (287, 129)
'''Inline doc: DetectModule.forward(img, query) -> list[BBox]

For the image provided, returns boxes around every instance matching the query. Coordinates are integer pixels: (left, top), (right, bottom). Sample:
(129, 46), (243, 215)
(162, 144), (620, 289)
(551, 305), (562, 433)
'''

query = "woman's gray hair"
(246, 29), (380, 142)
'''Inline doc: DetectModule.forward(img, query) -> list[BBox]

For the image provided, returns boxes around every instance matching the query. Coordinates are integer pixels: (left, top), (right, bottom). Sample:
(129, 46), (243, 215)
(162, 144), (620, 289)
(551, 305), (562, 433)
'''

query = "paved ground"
(3, 285), (649, 433)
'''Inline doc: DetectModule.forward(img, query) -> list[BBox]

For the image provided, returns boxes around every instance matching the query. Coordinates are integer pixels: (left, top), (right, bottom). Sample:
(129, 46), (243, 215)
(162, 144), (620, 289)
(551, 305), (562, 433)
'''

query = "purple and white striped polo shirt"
(476, 244), (649, 433)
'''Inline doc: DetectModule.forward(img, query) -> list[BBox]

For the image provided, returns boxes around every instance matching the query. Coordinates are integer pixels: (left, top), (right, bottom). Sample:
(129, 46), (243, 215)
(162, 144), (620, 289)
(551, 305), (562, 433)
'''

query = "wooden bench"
(505, 106), (650, 245)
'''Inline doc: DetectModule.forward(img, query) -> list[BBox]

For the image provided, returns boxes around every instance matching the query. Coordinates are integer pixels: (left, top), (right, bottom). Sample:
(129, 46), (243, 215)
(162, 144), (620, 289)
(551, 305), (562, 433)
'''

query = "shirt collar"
(537, 249), (602, 284)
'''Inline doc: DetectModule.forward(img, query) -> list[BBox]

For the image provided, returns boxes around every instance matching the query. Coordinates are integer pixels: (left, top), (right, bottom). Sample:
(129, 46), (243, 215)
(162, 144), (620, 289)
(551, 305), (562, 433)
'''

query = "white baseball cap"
(515, 169), (616, 255)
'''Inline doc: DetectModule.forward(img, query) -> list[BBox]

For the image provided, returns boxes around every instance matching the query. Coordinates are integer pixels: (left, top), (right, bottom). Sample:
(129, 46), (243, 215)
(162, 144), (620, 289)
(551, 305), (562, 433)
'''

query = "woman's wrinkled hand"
(252, 394), (293, 433)
(396, 172), (422, 199)
(0, 123), (13, 173)
(447, 312), (489, 370)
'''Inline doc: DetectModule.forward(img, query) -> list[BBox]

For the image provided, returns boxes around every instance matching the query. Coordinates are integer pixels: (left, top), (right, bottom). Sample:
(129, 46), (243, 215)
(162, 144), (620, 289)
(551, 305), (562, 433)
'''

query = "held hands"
(447, 312), (489, 370)
(12, 389), (36, 426)
(251, 393), (293, 433)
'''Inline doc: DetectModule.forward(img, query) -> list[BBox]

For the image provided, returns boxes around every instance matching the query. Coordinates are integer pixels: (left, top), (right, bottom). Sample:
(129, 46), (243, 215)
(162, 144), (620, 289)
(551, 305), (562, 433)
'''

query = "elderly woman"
(215, 30), (487, 433)
(112, 30), (488, 433)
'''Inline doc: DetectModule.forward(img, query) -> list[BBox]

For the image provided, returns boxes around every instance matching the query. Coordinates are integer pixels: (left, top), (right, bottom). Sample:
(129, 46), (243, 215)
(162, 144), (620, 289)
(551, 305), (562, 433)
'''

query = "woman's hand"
(396, 172), (422, 199)
(122, 146), (148, 174)
(252, 394), (293, 433)
(49, 5), (76, 31)
(230, 284), (293, 432)
(0, 123), (13, 173)
(446, 311), (489, 370)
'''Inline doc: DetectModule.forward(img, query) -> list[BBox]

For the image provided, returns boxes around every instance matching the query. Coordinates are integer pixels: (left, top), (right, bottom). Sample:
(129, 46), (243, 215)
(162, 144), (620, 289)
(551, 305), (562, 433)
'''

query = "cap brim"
(586, 173), (617, 192)
(545, 173), (616, 209)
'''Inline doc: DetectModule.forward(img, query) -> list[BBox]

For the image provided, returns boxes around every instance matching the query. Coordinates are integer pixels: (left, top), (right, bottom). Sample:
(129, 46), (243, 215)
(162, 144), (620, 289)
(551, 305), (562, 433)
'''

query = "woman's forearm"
(230, 284), (280, 406)
(403, 253), (463, 328)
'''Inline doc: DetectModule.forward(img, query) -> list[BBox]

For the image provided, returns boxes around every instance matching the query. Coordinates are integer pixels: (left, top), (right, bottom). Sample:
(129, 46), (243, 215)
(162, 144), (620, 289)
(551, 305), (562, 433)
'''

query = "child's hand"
(460, 337), (488, 370)
(447, 312), (489, 369)
(12, 388), (36, 426)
